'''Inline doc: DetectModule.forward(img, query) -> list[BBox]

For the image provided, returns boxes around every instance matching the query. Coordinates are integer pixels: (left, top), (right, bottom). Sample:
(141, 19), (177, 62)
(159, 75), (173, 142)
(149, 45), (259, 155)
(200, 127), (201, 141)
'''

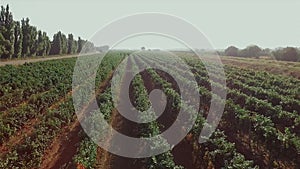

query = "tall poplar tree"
(77, 37), (84, 53)
(0, 5), (15, 59)
(50, 31), (62, 55)
(67, 33), (74, 54)
(0, 4), (91, 59)
(28, 25), (37, 56)
(61, 33), (68, 54)
(21, 18), (30, 57)
(13, 21), (22, 58)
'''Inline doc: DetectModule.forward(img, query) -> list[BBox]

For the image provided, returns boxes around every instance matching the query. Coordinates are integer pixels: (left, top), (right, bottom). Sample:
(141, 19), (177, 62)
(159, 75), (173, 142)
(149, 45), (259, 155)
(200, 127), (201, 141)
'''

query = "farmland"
(0, 50), (299, 169)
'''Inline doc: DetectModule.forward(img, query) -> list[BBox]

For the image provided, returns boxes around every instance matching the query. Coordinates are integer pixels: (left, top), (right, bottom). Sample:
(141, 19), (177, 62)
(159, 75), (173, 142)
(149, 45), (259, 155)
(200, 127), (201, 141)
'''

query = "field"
(221, 56), (300, 79)
(0, 51), (299, 169)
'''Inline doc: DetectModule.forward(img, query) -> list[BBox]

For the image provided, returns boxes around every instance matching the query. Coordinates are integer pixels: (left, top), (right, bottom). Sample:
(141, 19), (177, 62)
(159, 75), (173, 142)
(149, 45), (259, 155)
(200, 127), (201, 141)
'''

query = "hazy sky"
(2, 0), (300, 49)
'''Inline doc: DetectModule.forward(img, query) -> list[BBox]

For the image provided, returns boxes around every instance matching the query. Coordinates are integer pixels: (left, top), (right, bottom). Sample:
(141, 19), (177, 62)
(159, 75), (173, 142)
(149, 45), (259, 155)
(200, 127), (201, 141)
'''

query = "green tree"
(0, 5), (15, 59)
(61, 33), (68, 54)
(0, 5), (89, 59)
(50, 31), (62, 55)
(77, 37), (84, 53)
(21, 18), (31, 57)
(239, 45), (262, 58)
(272, 47), (300, 62)
(225, 46), (239, 56)
(43, 32), (51, 55)
(260, 48), (271, 56)
(0, 33), (9, 58)
(28, 25), (37, 56)
(73, 40), (78, 54)
(67, 33), (75, 54)
(36, 30), (47, 56)
(13, 21), (22, 58)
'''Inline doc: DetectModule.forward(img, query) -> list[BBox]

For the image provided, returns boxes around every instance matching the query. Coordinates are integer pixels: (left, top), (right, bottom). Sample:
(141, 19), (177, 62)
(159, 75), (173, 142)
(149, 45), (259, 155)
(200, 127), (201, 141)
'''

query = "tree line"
(222, 45), (300, 62)
(0, 4), (93, 59)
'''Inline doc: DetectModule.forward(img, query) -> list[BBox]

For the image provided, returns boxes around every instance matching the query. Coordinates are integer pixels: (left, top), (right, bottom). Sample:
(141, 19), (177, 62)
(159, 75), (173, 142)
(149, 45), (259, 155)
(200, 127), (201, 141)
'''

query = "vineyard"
(0, 51), (299, 169)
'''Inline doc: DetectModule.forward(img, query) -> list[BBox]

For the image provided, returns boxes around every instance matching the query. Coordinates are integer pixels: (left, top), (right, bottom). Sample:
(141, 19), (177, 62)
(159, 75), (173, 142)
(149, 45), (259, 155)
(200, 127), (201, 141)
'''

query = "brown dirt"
(98, 108), (145, 169)
(135, 57), (204, 169)
(96, 57), (146, 169)
(0, 82), (85, 158)
(0, 94), (73, 157)
(135, 57), (180, 132)
(0, 118), (39, 158)
(0, 69), (100, 159)
(219, 113), (299, 169)
(171, 137), (197, 169)
(136, 55), (300, 168)
(39, 71), (114, 169)
(39, 121), (83, 169)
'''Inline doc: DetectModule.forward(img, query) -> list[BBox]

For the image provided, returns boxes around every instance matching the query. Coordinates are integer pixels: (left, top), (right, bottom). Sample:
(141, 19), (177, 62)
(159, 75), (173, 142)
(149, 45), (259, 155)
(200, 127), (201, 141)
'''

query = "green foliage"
(20, 18), (38, 57)
(272, 47), (300, 62)
(187, 56), (300, 157)
(128, 57), (184, 169)
(50, 31), (63, 55)
(143, 55), (259, 168)
(0, 4), (14, 59)
(225, 46), (239, 57)
(1, 50), (299, 168)
(0, 4), (91, 59)
(77, 36), (84, 53)
(238, 45), (262, 58)
(13, 21), (22, 58)
(67, 33), (77, 54)
(21, 17), (31, 57)
(223, 45), (274, 59)
(36, 31), (50, 56)
(73, 138), (97, 169)
(0, 54), (123, 168)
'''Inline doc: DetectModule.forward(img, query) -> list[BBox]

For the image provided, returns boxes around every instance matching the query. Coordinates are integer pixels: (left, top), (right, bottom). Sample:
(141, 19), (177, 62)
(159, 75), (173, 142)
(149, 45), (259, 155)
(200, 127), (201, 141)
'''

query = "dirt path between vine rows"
(219, 114), (299, 169)
(0, 117), (39, 157)
(39, 71), (114, 169)
(136, 58), (197, 169)
(96, 57), (145, 169)
(0, 88), (76, 158)
(0, 77), (91, 158)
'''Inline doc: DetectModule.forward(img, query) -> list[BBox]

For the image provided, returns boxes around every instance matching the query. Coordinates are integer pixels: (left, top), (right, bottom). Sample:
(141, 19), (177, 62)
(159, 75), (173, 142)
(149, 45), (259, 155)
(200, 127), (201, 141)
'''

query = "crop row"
(130, 56), (184, 169)
(0, 53), (124, 168)
(0, 59), (76, 112)
(70, 53), (129, 169)
(140, 52), (300, 167)
(148, 53), (300, 134)
(135, 54), (258, 168)
(147, 53), (300, 153)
